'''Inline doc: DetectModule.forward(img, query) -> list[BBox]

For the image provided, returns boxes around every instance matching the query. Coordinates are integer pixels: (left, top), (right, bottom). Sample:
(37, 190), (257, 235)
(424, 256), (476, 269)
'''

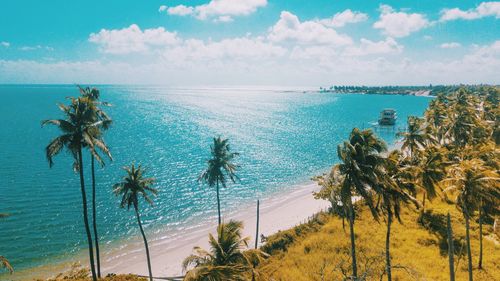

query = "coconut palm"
(113, 164), (157, 281)
(446, 103), (482, 147)
(183, 220), (266, 281)
(43, 96), (109, 281)
(199, 137), (239, 226)
(397, 116), (427, 159)
(79, 85), (113, 278)
(406, 146), (446, 208)
(336, 128), (387, 279)
(314, 165), (350, 229)
(443, 159), (500, 281)
(376, 151), (418, 281)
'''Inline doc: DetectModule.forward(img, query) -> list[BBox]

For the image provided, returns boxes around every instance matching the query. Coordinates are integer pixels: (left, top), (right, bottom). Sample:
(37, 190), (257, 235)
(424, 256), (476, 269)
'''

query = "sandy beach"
(100, 182), (330, 278)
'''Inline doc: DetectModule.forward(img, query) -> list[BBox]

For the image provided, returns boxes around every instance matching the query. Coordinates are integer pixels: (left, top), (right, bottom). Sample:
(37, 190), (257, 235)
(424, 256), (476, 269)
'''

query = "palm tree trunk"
(91, 155), (101, 278)
(422, 192), (426, 210)
(385, 208), (392, 281)
(216, 181), (221, 225)
(255, 199), (260, 249)
(447, 213), (455, 281)
(348, 200), (358, 280)
(464, 211), (473, 281)
(478, 203), (483, 270)
(134, 204), (153, 281)
(78, 148), (97, 281)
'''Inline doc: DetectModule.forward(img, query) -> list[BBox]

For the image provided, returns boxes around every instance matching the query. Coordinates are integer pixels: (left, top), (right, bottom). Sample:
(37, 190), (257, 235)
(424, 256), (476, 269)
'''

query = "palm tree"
(183, 220), (266, 281)
(79, 85), (113, 278)
(0, 256), (13, 274)
(377, 151), (418, 281)
(425, 98), (449, 144)
(0, 214), (13, 274)
(443, 159), (500, 281)
(199, 137), (239, 226)
(407, 147), (446, 208)
(336, 128), (387, 279)
(397, 116), (427, 159)
(113, 164), (158, 281)
(43, 97), (109, 281)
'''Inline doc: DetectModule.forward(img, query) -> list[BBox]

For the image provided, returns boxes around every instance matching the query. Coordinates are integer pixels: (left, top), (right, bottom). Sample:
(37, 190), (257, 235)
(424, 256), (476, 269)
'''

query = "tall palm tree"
(336, 128), (387, 279)
(443, 159), (500, 281)
(79, 85), (113, 278)
(43, 96), (109, 281)
(113, 164), (158, 281)
(397, 116), (427, 159)
(377, 151), (418, 281)
(183, 220), (266, 281)
(199, 137), (239, 225)
(425, 98), (449, 144)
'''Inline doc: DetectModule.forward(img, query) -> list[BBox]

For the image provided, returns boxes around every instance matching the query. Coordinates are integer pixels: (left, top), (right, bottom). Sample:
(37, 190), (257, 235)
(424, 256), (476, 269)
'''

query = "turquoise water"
(0, 85), (431, 274)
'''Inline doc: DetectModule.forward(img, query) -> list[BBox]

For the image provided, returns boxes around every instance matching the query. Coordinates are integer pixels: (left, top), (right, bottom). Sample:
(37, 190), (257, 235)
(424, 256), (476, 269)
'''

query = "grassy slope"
(259, 199), (499, 281)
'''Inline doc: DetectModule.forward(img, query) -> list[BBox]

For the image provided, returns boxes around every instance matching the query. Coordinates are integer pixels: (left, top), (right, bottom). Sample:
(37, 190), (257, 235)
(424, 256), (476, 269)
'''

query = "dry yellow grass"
(259, 199), (499, 281)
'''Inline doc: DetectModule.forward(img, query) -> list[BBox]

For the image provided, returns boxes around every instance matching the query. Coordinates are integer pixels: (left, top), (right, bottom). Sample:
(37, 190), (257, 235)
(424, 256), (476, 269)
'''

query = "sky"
(0, 0), (499, 86)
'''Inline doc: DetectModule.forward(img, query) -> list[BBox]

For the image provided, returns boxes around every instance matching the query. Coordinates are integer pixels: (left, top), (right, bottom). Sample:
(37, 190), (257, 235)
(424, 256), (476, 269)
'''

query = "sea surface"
(0, 85), (431, 276)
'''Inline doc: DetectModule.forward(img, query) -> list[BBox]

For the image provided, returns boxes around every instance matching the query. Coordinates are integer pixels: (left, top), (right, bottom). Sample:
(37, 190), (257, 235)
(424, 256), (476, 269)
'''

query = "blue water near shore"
(0, 85), (431, 274)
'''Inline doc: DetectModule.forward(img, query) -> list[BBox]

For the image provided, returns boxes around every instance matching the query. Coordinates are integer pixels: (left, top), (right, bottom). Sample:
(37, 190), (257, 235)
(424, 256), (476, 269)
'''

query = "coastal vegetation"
(78, 85), (113, 279)
(199, 137), (240, 226)
(0, 213), (13, 274)
(42, 95), (112, 281)
(113, 164), (158, 281)
(2, 85), (495, 280)
(270, 86), (499, 280)
(319, 84), (495, 97)
(182, 220), (267, 281)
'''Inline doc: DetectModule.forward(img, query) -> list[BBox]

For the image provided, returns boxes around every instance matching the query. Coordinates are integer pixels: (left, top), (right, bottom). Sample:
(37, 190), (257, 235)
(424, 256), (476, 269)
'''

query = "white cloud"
(215, 15), (234, 22)
(440, 42), (461, 49)
(1, 41), (9, 48)
(440, 2), (500, 21)
(158, 5), (167, 13)
(19, 45), (53, 51)
(165, 0), (267, 21)
(89, 24), (180, 54)
(166, 5), (194, 16)
(320, 9), (368, 27)
(345, 37), (403, 56)
(161, 37), (286, 64)
(373, 4), (430, 38)
(4, 41), (499, 85)
(423, 35), (433, 40)
(268, 11), (352, 46)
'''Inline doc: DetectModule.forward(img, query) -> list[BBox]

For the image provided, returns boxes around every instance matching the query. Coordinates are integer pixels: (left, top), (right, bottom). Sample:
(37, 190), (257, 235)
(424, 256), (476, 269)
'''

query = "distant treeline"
(319, 85), (499, 96)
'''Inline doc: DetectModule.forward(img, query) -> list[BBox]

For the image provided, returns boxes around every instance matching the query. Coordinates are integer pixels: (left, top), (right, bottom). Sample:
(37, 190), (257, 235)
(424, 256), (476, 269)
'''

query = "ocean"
(0, 85), (431, 276)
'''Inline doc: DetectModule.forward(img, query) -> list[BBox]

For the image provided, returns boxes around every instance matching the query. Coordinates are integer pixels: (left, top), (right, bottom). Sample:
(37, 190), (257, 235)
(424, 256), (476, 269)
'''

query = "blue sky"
(0, 0), (499, 85)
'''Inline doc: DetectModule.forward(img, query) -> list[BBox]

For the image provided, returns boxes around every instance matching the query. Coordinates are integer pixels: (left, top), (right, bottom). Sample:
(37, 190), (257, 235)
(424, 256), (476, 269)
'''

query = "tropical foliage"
(113, 164), (158, 281)
(199, 137), (240, 225)
(43, 94), (112, 281)
(183, 220), (267, 281)
(312, 86), (499, 280)
(78, 85), (113, 279)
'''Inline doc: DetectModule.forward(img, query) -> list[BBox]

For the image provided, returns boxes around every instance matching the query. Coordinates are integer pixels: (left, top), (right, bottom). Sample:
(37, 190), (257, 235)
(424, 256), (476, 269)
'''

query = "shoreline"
(6, 181), (330, 280)
(102, 181), (330, 277)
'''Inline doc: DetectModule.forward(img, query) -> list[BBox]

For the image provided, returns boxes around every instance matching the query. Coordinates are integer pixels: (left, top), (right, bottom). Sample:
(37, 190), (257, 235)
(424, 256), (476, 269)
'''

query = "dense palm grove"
(0, 86), (498, 281)
(313, 87), (499, 281)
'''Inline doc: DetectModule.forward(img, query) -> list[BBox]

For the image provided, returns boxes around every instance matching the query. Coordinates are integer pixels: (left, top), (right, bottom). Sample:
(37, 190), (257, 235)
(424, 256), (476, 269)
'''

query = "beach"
(101, 182), (330, 277)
